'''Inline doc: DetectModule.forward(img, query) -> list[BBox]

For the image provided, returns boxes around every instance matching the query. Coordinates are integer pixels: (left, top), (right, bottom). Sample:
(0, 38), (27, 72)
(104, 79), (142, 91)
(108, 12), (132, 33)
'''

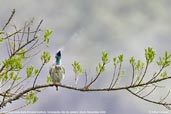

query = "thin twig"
(131, 63), (135, 85)
(84, 63), (105, 89)
(32, 63), (45, 87)
(138, 62), (149, 84)
(33, 20), (43, 38)
(127, 88), (171, 109)
(2, 9), (15, 31)
(84, 71), (88, 86)
(7, 104), (28, 114)
(109, 65), (117, 89)
(148, 66), (165, 83)
(19, 23), (27, 47)
(160, 91), (170, 103)
(7, 37), (13, 56)
(135, 85), (148, 95)
(134, 68), (144, 85)
(27, 27), (30, 42)
(142, 86), (157, 98)
(2, 19), (34, 40)
(112, 62), (122, 88)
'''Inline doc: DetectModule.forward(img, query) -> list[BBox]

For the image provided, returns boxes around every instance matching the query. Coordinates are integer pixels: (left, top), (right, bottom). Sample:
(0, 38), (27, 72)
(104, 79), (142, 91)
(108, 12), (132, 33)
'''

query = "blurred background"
(1, 0), (171, 114)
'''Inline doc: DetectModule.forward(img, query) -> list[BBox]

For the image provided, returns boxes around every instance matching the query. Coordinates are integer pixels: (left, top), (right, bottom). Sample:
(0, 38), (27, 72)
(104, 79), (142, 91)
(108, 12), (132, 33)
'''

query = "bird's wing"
(49, 65), (53, 75)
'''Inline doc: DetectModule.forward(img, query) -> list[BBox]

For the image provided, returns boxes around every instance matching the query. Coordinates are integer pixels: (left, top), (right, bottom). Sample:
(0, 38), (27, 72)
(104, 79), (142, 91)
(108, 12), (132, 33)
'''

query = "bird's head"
(55, 50), (61, 65)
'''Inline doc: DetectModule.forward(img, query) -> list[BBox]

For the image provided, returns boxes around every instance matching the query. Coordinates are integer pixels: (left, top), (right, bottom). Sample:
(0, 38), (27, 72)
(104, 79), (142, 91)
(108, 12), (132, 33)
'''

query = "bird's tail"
(55, 86), (58, 91)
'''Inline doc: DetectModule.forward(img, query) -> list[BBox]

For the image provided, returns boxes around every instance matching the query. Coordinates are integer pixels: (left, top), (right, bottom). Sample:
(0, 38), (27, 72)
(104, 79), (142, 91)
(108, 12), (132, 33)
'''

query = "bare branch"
(109, 64), (116, 89)
(127, 88), (171, 109)
(84, 71), (88, 86)
(148, 66), (165, 83)
(8, 104), (28, 113)
(32, 63), (45, 87)
(130, 63), (135, 85)
(111, 62), (122, 88)
(84, 63), (105, 89)
(1, 75), (171, 109)
(142, 86), (157, 98)
(138, 62), (149, 84)
(2, 9), (15, 31)
(160, 91), (170, 103)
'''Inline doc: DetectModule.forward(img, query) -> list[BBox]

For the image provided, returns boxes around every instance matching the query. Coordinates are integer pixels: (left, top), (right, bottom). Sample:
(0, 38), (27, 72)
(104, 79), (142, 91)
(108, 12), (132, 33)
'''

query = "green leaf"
(157, 51), (171, 67)
(44, 29), (52, 46)
(135, 60), (140, 69)
(98, 62), (102, 69)
(0, 38), (3, 43)
(3, 55), (23, 70)
(118, 54), (124, 62)
(9, 71), (14, 79)
(0, 73), (8, 82)
(26, 65), (34, 78)
(46, 76), (52, 84)
(119, 70), (125, 77)
(102, 51), (108, 63)
(14, 75), (21, 80)
(136, 76), (140, 82)
(34, 68), (39, 75)
(96, 66), (99, 73)
(44, 29), (53, 39)
(8, 71), (21, 80)
(0, 31), (4, 34)
(17, 48), (26, 59)
(113, 57), (117, 66)
(25, 91), (38, 105)
(130, 56), (135, 65)
(145, 47), (155, 63)
(33, 96), (38, 103)
(101, 66), (105, 72)
(41, 51), (51, 63)
(135, 60), (144, 70)
(157, 57), (163, 66)
(160, 71), (167, 78)
(72, 60), (83, 74)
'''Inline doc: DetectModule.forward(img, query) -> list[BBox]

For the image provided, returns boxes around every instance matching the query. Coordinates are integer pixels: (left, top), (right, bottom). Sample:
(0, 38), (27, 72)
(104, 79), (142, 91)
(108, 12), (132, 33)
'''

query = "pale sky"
(1, 0), (171, 114)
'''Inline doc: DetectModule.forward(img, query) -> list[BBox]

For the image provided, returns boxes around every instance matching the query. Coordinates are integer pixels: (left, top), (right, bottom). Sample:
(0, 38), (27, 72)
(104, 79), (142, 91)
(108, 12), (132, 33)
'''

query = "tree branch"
(127, 88), (171, 109)
(84, 63), (105, 89)
(1, 75), (171, 109)
(32, 62), (45, 87)
(2, 9), (15, 31)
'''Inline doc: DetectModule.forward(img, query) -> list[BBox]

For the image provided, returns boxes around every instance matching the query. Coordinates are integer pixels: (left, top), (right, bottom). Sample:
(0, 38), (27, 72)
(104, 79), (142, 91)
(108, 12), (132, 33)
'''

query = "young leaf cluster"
(72, 60), (83, 74)
(145, 47), (155, 63)
(102, 51), (109, 63)
(160, 71), (167, 78)
(25, 91), (38, 105)
(17, 48), (26, 59)
(113, 54), (124, 66)
(1, 71), (21, 82)
(0, 31), (3, 43)
(26, 65), (39, 78)
(157, 51), (171, 68)
(3, 55), (23, 70)
(44, 29), (53, 46)
(40, 51), (51, 63)
(130, 57), (144, 70)
(9, 71), (21, 81)
(96, 51), (109, 73)
(0, 38), (3, 43)
(46, 76), (52, 84)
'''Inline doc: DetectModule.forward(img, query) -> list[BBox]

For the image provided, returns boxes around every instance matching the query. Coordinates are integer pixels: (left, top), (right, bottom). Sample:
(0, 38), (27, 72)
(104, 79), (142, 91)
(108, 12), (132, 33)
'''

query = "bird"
(49, 50), (65, 91)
